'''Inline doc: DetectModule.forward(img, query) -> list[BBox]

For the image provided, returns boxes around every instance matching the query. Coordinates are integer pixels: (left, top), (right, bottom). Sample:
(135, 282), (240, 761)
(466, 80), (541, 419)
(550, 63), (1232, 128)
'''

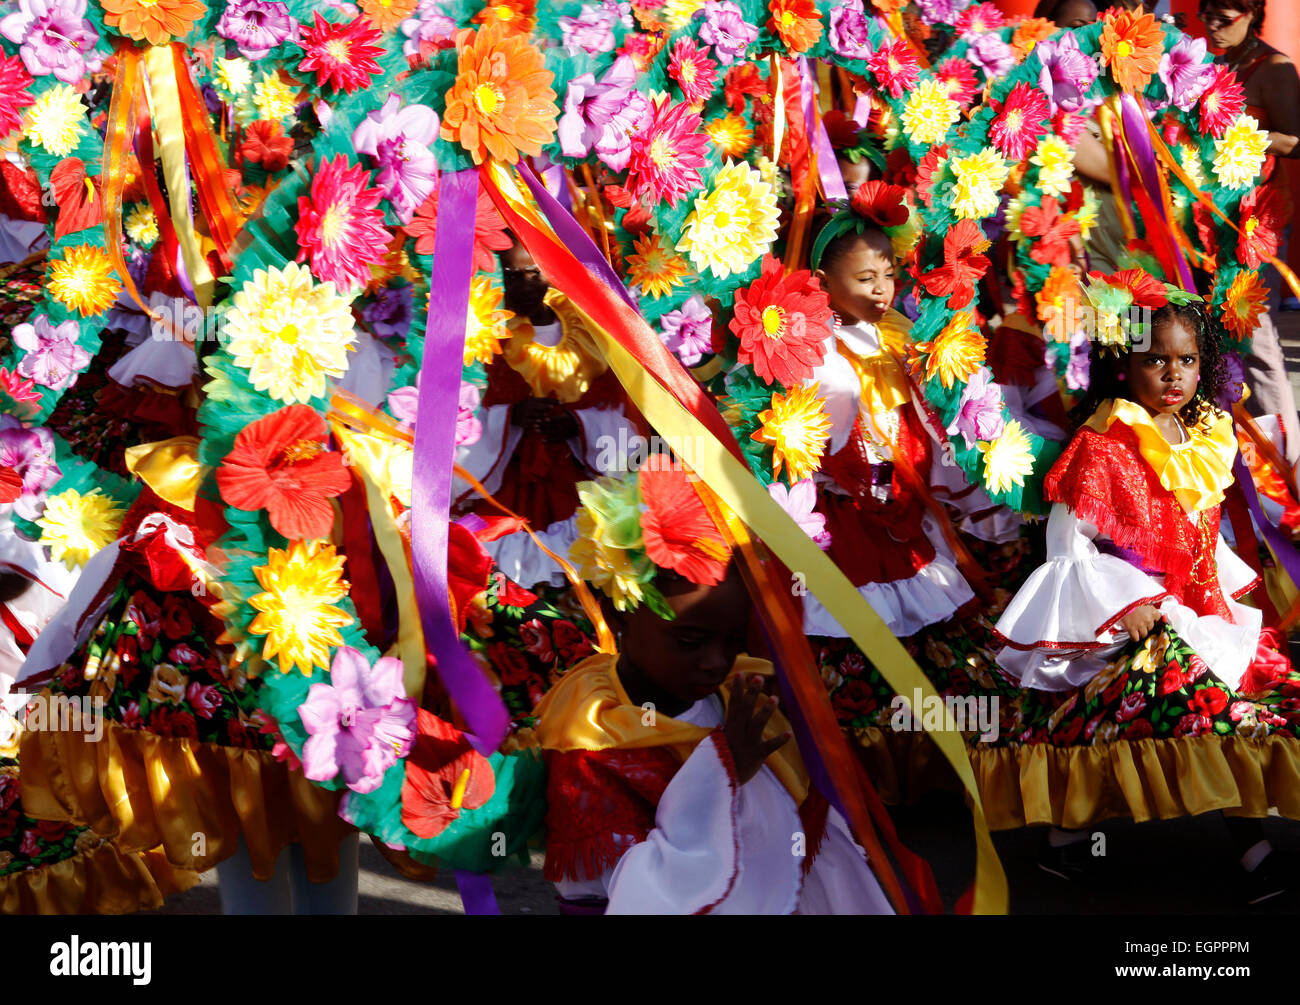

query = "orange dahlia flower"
(359, 0), (418, 33)
(440, 23), (558, 165)
(1221, 271), (1268, 339)
(102, 0), (207, 46)
(769, 0), (822, 54)
(1099, 9), (1164, 93)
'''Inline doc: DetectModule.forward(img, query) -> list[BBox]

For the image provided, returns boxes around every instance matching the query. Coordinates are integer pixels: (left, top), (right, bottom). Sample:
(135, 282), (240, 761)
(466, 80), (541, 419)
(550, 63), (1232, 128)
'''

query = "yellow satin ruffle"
(505, 290), (608, 403)
(0, 842), (199, 915)
(1085, 398), (1237, 514)
(124, 437), (203, 510)
(533, 652), (810, 805)
(842, 309), (913, 416)
(19, 706), (354, 883)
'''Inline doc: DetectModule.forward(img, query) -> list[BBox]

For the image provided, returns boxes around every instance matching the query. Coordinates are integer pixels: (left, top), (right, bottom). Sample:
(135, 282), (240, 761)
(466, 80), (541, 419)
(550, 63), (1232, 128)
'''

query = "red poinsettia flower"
(638, 454), (729, 587)
(989, 82), (1051, 162)
(0, 467), (21, 504)
(868, 37), (920, 100)
(849, 180), (909, 227)
(298, 13), (385, 94)
(730, 254), (833, 387)
(216, 404), (352, 540)
(1104, 268), (1169, 309)
(933, 57), (977, 106)
(240, 119), (294, 173)
(1235, 185), (1285, 270)
(918, 218), (989, 310)
(403, 183), (511, 273)
(1197, 64), (1246, 139)
(1019, 198), (1080, 268)
(400, 709), (496, 839)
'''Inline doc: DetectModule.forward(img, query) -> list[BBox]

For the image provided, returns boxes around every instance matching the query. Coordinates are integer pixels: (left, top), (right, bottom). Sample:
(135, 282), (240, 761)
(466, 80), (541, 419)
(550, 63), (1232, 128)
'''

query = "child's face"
(815, 233), (896, 326)
(1125, 319), (1200, 418)
(838, 157), (870, 192)
(617, 570), (751, 706)
(501, 240), (549, 317)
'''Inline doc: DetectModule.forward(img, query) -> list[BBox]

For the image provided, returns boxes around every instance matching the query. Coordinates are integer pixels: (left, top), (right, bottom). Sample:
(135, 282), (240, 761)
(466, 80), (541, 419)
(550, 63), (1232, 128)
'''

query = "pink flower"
(1158, 34), (1211, 112)
(768, 478), (830, 550)
(352, 94), (441, 224)
(829, 0), (872, 61)
(296, 155), (392, 292)
(946, 366), (1004, 448)
(186, 681), (222, 719)
(626, 96), (710, 206)
(558, 54), (650, 174)
(1115, 692), (1146, 722)
(659, 296), (714, 366)
(699, 0), (757, 65)
(667, 37), (718, 107)
(868, 37), (919, 99)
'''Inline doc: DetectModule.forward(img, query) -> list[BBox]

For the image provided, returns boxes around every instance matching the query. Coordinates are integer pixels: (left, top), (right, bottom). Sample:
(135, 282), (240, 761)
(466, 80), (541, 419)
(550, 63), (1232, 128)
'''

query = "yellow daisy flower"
(950, 148), (1010, 220)
(625, 232), (690, 299)
(1212, 114), (1269, 190)
(47, 245), (123, 317)
(224, 261), (357, 405)
(676, 160), (781, 280)
(463, 274), (513, 366)
(21, 85), (86, 156)
(915, 311), (986, 389)
(215, 57), (254, 96)
(1030, 135), (1074, 198)
(901, 78), (960, 146)
(253, 74), (299, 121)
(704, 112), (754, 159)
(247, 540), (353, 676)
(979, 419), (1035, 495)
(37, 489), (126, 569)
(751, 383), (832, 483)
(124, 203), (159, 246)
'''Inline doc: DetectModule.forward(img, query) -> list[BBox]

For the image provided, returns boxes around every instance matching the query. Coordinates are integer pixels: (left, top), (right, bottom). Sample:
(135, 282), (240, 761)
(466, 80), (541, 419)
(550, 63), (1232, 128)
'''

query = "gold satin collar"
(123, 437), (202, 510)
(505, 289), (608, 403)
(834, 310), (912, 416)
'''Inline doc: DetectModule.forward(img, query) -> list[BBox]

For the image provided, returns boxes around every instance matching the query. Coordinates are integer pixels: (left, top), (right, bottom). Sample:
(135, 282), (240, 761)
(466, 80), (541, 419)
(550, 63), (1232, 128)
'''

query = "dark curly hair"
(1070, 301), (1231, 430)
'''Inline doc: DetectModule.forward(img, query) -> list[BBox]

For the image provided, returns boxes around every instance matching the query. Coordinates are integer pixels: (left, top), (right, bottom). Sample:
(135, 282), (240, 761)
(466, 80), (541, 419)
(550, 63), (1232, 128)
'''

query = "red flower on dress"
(918, 218), (989, 310)
(400, 709), (496, 839)
(0, 54), (35, 141)
(297, 13), (385, 94)
(1197, 64), (1246, 139)
(625, 96), (711, 207)
(1235, 185), (1285, 270)
(1191, 685), (1229, 716)
(240, 119), (294, 172)
(849, 180), (909, 227)
(638, 454), (729, 586)
(933, 57), (977, 106)
(1019, 198), (1080, 268)
(730, 254), (833, 387)
(989, 82), (1051, 162)
(216, 404), (352, 540)
(867, 37), (919, 100)
(1106, 268), (1168, 309)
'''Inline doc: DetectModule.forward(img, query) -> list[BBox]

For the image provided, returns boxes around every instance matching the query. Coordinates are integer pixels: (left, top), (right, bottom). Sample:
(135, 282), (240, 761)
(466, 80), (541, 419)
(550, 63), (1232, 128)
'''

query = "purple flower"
(400, 0), (456, 60)
(769, 479), (830, 550)
(916, 0), (969, 24)
(967, 33), (1014, 79)
(698, 0), (758, 65)
(353, 95), (440, 224)
(1215, 351), (1246, 410)
(0, 0), (100, 84)
(946, 366), (1004, 448)
(560, 2), (618, 54)
(829, 0), (873, 61)
(216, 0), (296, 60)
(1158, 35), (1212, 112)
(456, 382), (482, 446)
(558, 55), (649, 173)
(659, 296), (713, 366)
(12, 316), (88, 391)
(299, 646), (417, 795)
(0, 417), (59, 520)
(1065, 329), (1090, 392)
(361, 284), (414, 340)
(1036, 33), (1098, 114)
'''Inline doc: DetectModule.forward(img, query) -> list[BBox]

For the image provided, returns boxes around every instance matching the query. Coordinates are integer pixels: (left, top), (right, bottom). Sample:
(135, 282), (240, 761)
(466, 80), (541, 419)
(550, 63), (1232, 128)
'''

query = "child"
(535, 457), (893, 914)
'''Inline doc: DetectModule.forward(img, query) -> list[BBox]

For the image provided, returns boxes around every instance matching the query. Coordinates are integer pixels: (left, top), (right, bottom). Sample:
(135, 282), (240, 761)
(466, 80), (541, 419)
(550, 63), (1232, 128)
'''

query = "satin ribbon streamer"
(1116, 93), (1195, 290)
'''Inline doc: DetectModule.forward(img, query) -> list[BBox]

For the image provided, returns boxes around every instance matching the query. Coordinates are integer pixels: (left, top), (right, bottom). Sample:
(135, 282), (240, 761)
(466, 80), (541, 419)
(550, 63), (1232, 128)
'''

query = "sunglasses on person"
(1199, 9), (1247, 30)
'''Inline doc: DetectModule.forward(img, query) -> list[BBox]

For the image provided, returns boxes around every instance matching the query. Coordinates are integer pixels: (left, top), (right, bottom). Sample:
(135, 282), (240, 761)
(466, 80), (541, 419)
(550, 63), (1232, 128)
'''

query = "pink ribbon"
(801, 58), (847, 203)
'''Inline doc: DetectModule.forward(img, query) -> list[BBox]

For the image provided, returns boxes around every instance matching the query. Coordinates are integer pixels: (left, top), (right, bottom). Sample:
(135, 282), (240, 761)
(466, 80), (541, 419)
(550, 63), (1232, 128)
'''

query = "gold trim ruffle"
(853, 728), (1300, 830)
(19, 706), (354, 883)
(0, 843), (199, 915)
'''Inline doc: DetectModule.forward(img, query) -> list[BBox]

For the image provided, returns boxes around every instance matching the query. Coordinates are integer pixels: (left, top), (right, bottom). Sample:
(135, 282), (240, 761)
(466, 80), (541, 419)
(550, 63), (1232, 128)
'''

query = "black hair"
(0, 571), (33, 606)
(1033, 0), (1098, 24)
(1200, 0), (1266, 36)
(813, 221), (894, 275)
(1071, 301), (1229, 430)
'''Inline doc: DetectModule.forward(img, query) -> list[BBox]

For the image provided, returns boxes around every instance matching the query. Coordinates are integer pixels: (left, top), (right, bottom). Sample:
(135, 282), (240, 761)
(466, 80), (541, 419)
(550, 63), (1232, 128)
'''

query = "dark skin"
(1116, 319), (1202, 640)
(610, 568), (790, 785)
(813, 230), (896, 326)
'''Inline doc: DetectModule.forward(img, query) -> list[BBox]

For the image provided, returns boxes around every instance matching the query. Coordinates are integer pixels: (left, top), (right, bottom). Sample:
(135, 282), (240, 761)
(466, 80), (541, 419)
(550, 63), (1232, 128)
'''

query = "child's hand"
(723, 674), (790, 786)
(1118, 603), (1162, 642)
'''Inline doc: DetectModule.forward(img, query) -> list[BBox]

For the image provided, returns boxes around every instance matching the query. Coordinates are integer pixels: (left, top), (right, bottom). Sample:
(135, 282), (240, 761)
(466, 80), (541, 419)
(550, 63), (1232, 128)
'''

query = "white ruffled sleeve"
(573, 406), (637, 474)
(452, 404), (519, 498)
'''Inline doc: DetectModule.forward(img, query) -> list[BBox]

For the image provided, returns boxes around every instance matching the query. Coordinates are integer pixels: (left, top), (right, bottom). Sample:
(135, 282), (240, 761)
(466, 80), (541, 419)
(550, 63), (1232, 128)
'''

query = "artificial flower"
(1197, 64), (1245, 138)
(1236, 185), (1285, 270)
(248, 540), (353, 676)
(731, 255), (832, 387)
(124, 203), (158, 246)
(659, 0), (703, 30)
(901, 77), (960, 146)
(1221, 270), (1268, 339)
(0, 0), (99, 84)
(403, 186), (511, 273)
(0, 469), (21, 506)
(217, 0), (296, 59)
(463, 274), (512, 365)
(978, 419), (1033, 495)
(0, 419), (59, 520)
(101, 0), (205, 45)
(768, 478), (829, 549)
(933, 57), (977, 106)
(625, 232), (690, 299)
(300, 646), (416, 793)
(353, 94), (441, 223)
(915, 0), (966, 23)
(699, 0), (758, 65)
(558, 54), (649, 173)
(914, 310), (985, 389)
(252, 73), (299, 121)
(0, 55), (34, 139)
(12, 315), (88, 390)
(1035, 32), (1097, 114)
(850, 182), (909, 228)
(1065, 327), (1090, 390)
(472, 0), (536, 33)
(1037, 265), (1082, 334)
(676, 160), (781, 279)
(37, 488), (124, 569)
(401, 0), (457, 61)
(1158, 34), (1211, 111)
(1019, 197), (1080, 267)
(668, 36), (717, 107)
(441, 23), (557, 165)
(947, 366), (1004, 449)
(659, 296), (715, 366)
(359, 0), (417, 32)
(967, 33), (1014, 80)
(1010, 16), (1055, 61)
(1099, 8), (1163, 93)
(989, 82), (1050, 162)
(48, 157), (101, 240)
(224, 261), (358, 405)
(361, 283), (414, 339)
(1030, 134), (1073, 198)
(296, 155), (392, 291)
(868, 36), (920, 99)
(0, 369), (40, 418)
(240, 118), (294, 172)
(298, 13), (384, 93)
(954, 1), (1002, 35)
(626, 96), (710, 206)
(770, 0), (822, 53)
(401, 709), (496, 838)
(950, 147), (1009, 220)
(638, 454), (728, 586)
(829, 0), (873, 61)
(705, 111), (754, 158)
(455, 381), (481, 445)
(1080, 274), (1134, 348)
(570, 475), (654, 610)
(46, 245), (121, 317)
(217, 404), (352, 540)
(1212, 114), (1269, 189)
(559, 2), (619, 54)
(20, 83), (84, 156)
(1108, 267), (1168, 309)
(751, 383), (832, 483)
(918, 219), (989, 310)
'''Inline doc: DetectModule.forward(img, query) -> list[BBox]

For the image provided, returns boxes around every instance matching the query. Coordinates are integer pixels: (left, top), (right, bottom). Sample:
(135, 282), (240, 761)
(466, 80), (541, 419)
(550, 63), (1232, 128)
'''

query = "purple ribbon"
(1118, 93), (1196, 290)
(1232, 450), (1300, 596)
(535, 154), (573, 213)
(800, 58), (847, 204)
(411, 168), (509, 757)
(454, 869), (501, 915)
(852, 93), (870, 127)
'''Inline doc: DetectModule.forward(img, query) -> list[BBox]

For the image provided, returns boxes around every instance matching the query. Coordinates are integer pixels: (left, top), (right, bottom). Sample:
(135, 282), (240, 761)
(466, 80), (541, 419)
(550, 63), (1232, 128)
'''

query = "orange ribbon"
(102, 43), (150, 314)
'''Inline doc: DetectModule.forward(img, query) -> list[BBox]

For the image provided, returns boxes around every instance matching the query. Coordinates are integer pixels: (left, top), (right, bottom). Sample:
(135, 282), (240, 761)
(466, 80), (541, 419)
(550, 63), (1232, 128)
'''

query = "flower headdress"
(1073, 269), (1204, 354)
(569, 454), (730, 618)
(810, 180), (912, 269)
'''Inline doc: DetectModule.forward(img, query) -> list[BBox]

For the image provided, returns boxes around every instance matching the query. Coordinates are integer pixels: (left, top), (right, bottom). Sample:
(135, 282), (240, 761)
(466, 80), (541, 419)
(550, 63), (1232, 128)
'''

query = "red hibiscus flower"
(1019, 198), (1080, 268)
(1191, 686), (1228, 717)
(486, 641), (534, 685)
(297, 13), (384, 94)
(989, 83), (1051, 162)
(918, 218), (990, 310)
(403, 184), (512, 274)
(1236, 185), (1285, 270)
(1174, 712), (1213, 737)
(637, 454), (729, 587)
(868, 37), (919, 99)
(401, 709), (496, 839)
(552, 620), (594, 664)
(1106, 268), (1168, 309)
(730, 255), (832, 387)
(216, 404), (352, 541)
(850, 180), (910, 228)
(240, 120), (294, 173)
(933, 58), (977, 106)
(1115, 692), (1147, 722)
